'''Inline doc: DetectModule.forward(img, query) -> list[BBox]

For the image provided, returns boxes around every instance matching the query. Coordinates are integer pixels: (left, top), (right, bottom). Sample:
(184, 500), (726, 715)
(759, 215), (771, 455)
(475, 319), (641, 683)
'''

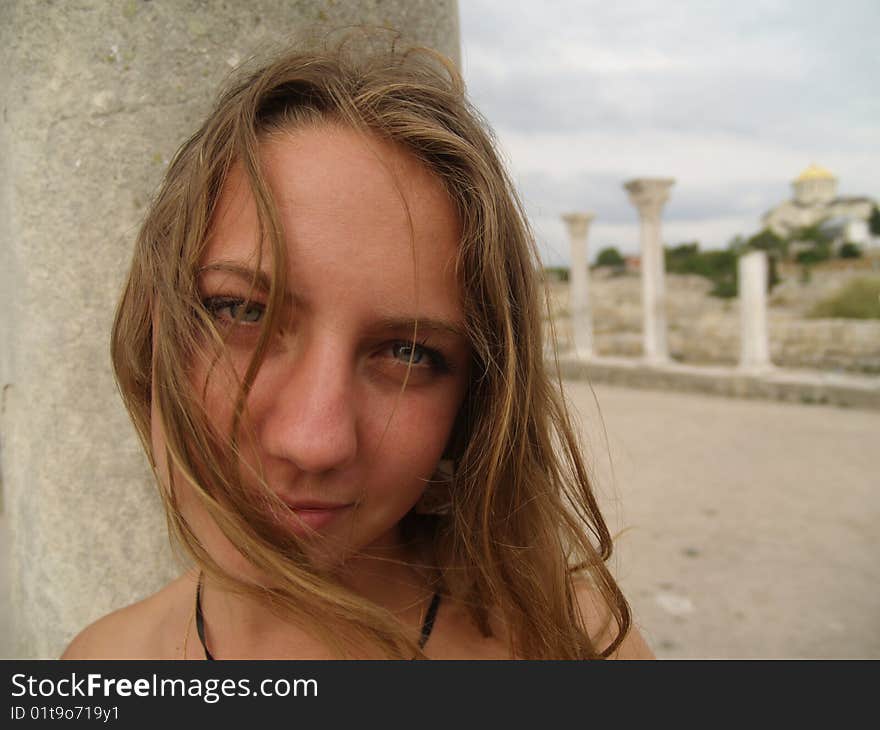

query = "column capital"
(624, 178), (675, 218)
(561, 212), (595, 238)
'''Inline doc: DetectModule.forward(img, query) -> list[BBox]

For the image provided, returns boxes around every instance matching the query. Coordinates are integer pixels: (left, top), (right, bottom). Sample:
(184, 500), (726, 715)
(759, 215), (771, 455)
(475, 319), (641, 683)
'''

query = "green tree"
(741, 229), (784, 291)
(795, 221), (832, 245)
(839, 242), (862, 259)
(663, 242), (739, 298)
(796, 247), (831, 265)
(792, 222), (833, 265)
(703, 250), (739, 298)
(665, 242), (701, 274)
(767, 253), (780, 292)
(594, 246), (625, 268)
(869, 205), (880, 237)
(745, 228), (787, 259)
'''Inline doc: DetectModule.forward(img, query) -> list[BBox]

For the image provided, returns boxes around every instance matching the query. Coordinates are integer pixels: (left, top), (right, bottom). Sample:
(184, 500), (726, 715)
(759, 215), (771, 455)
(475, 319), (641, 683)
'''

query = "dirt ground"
(2, 382), (878, 659)
(569, 382), (880, 658)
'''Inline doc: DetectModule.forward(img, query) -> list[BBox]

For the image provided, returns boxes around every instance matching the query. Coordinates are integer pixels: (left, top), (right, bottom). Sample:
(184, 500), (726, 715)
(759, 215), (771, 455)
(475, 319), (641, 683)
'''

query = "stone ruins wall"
(547, 267), (880, 374)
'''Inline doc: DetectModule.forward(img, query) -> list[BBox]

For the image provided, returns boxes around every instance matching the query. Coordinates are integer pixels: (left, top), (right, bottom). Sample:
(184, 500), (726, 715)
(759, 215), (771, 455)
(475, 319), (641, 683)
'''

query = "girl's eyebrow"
(197, 262), (272, 291)
(198, 262), (467, 339)
(374, 317), (466, 341)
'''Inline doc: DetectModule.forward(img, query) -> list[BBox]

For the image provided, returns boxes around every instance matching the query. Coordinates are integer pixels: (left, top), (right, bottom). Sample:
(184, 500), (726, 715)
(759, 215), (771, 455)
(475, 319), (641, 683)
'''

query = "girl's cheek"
(193, 353), (248, 428)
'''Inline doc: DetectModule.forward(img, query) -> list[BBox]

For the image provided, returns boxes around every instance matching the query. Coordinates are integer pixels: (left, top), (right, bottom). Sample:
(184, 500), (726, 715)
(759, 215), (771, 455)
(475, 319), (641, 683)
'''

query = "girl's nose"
(259, 342), (358, 475)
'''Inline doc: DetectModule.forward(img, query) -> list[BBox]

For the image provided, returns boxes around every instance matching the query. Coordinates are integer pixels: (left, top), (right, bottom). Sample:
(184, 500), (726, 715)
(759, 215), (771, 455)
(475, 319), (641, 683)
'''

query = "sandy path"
(567, 382), (880, 658)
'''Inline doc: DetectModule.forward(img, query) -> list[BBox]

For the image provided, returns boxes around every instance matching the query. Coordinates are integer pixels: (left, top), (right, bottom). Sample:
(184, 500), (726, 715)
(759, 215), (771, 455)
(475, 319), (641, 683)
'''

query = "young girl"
(62, 43), (652, 660)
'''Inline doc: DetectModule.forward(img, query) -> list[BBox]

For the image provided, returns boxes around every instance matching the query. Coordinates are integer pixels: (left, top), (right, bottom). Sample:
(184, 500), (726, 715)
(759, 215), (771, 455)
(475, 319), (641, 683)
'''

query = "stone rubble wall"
(547, 267), (880, 374)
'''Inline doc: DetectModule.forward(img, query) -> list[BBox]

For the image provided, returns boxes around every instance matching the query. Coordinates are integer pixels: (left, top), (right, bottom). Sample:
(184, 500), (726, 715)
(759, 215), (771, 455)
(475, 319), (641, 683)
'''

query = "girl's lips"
(282, 503), (354, 534)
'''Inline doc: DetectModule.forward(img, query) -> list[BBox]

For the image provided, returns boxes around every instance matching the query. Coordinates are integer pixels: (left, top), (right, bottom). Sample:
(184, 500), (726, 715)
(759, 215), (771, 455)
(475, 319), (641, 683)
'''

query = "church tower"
(792, 163), (838, 205)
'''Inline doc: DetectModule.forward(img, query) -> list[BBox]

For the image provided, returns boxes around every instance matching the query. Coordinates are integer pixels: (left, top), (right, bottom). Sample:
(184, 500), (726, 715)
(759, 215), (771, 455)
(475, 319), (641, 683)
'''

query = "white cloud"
(459, 0), (880, 263)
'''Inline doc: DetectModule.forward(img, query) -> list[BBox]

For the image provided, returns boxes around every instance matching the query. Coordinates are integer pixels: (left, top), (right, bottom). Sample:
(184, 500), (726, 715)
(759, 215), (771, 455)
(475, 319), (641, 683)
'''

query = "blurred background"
(457, 1), (880, 658)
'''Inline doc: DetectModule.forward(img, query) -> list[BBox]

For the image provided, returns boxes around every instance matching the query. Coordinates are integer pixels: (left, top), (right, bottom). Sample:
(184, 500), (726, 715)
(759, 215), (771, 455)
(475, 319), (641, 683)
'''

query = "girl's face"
(170, 123), (470, 571)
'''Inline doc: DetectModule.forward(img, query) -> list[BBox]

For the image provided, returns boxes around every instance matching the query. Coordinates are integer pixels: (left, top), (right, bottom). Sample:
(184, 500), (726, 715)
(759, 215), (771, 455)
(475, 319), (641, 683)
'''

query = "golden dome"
(795, 163), (835, 182)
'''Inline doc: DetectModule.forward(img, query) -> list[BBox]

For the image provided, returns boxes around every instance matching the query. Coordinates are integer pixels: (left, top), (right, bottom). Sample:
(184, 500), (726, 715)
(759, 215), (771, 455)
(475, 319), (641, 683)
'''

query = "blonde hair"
(111, 41), (631, 659)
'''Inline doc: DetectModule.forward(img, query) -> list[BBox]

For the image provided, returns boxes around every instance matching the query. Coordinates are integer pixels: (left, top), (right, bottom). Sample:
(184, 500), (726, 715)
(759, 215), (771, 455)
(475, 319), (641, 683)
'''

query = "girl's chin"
(193, 502), (410, 579)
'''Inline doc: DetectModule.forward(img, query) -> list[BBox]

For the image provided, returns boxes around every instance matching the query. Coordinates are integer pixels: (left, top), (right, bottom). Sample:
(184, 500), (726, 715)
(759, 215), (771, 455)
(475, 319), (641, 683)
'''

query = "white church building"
(761, 164), (878, 253)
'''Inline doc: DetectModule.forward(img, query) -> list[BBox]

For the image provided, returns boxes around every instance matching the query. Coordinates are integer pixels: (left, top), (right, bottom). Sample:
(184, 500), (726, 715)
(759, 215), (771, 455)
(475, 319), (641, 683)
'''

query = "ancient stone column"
(0, 0), (460, 659)
(562, 213), (596, 358)
(624, 178), (675, 363)
(738, 250), (772, 372)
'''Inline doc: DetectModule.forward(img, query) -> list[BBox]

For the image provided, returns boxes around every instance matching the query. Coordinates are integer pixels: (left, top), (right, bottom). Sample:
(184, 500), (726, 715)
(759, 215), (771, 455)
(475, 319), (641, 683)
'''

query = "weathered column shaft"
(639, 211), (668, 360)
(624, 178), (675, 363)
(0, 0), (460, 658)
(739, 250), (771, 371)
(562, 213), (595, 357)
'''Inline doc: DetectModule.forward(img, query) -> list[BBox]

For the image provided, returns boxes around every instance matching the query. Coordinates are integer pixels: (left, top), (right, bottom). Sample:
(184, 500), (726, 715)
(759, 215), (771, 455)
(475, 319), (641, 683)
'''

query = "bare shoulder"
(60, 571), (197, 660)
(574, 578), (655, 660)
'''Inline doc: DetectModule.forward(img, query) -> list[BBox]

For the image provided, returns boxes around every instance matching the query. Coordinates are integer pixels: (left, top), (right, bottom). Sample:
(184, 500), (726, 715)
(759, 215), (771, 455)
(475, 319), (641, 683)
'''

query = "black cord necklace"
(195, 572), (441, 660)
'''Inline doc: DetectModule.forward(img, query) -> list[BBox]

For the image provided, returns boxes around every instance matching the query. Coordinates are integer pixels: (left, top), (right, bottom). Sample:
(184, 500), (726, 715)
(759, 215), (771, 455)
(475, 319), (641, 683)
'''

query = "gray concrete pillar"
(738, 250), (772, 372)
(0, 0), (459, 659)
(624, 178), (675, 363)
(562, 213), (595, 358)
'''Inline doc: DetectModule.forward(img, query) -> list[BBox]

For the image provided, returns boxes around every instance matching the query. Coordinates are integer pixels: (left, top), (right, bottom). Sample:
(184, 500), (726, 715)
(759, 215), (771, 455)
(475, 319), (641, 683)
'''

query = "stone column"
(0, 0), (460, 659)
(739, 250), (772, 372)
(624, 178), (675, 363)
(562, 213), (596, 358)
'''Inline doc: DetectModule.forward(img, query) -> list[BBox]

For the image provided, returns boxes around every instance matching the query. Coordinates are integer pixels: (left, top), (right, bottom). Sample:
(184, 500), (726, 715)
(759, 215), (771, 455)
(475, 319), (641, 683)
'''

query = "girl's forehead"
(205, 123), (459, 257)
(200, 123), (464, 322)
(268, 124), (459, 245)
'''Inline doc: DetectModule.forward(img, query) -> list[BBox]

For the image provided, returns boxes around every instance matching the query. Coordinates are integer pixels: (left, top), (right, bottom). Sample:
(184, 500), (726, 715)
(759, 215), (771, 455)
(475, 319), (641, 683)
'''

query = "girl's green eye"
(389, 341), (453, 374)
(204, 297), (265, 324)
(231, 302), (263, 323)
(392, 342), (426, 364)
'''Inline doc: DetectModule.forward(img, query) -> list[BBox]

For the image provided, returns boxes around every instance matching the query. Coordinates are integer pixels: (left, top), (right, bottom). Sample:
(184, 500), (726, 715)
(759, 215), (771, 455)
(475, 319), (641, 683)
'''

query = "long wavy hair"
(111, 40), (630, 659)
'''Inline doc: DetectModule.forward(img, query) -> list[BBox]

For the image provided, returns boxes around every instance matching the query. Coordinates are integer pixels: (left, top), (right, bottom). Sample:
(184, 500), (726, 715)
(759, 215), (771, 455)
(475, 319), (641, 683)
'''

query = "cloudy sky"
(458, 0), (880, 265)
